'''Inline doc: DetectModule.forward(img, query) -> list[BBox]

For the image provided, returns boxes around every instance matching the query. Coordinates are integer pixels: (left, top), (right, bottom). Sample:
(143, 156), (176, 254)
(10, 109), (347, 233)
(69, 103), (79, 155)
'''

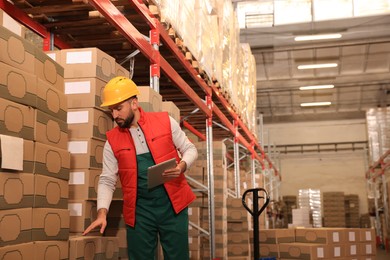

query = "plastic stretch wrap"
(196, 0), (221, 81)
(298, 189), (322, 228)
(366, 107), (390, 163)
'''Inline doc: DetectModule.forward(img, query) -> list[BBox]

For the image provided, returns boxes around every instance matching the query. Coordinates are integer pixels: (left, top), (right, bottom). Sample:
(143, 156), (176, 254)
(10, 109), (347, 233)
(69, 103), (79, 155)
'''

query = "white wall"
(264, 119), (369, 214)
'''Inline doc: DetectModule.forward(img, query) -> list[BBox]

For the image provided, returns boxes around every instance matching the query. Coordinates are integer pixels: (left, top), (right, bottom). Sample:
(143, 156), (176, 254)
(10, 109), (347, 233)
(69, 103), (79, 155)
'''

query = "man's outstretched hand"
(82, 208), (108, 235)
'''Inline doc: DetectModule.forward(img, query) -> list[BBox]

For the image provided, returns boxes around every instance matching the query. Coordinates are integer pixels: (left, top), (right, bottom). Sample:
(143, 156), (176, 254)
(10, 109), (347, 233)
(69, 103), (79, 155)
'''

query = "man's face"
(109, 99), (135, 128)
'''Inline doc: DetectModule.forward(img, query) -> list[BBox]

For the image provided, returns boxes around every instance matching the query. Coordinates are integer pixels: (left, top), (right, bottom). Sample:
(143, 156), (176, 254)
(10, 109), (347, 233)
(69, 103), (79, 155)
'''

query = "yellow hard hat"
(100, 76), (141, 107)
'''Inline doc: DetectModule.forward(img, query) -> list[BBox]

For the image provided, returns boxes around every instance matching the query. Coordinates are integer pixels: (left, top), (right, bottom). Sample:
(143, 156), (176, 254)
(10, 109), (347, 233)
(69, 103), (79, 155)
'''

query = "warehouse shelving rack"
(0, 0), (280, 258)
(366, 149), (390, 250)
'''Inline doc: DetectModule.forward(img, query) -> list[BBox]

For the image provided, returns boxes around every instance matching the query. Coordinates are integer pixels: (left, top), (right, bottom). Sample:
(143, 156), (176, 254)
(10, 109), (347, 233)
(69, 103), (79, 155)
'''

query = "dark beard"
(116, 114), (133, 128)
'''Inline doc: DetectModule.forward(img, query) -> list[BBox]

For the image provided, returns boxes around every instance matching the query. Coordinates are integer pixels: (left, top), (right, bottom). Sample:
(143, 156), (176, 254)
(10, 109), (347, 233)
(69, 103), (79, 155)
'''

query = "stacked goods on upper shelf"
(366, 107), (390, 163)
(152, 0), (258, 136)
(0, 15), (70, 258)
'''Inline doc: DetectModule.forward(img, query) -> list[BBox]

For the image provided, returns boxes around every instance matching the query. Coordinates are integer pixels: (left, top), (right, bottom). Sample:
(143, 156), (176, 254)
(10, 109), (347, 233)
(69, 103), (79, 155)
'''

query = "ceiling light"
(300, 102), (332, 107)
(294, 33), (342, 41)
(299, 85), (334, 90)
(298, 63), (338, 70)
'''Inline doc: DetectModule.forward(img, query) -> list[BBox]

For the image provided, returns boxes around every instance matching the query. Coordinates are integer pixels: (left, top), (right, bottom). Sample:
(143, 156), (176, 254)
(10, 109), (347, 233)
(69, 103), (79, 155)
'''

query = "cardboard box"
(259, 228), (296, 244)
(105, 228), (127, 259)
(106, 200), (126, 229)
(345, 243), (361, 257)
(35, 49), (64, 92)
(33, 141), (70, 181)
(33, 241), (69, 260)
(0, 98), (35, 140)
(67, 108), (113, 141)
(100, 236), (120, 260)
(64, 77), (106, 109)
(68, 236), (102, 260)
(278, 242), (331, 259)
(68, 138), (105, 169)
(259, 244), (279, 258)
(0, 242), (33, 259)
(0, 9), (25, 37)
(162, 101), (180, 122)
(33, 174), (68, 209)
(346, 228), (361, 242)
(69, 168), (122, 200)
(68, 200), (97, 233)
(138, 86), (162, 112)
(36, 78), (67, 121)
(295, 228), (345, 244)
(359, 228), (375, 242)
(359, 241), (376, 256)
(0, 208), (32, 246)
(60, 48), (116, 82)
(0, 138), (34, 173)
(0, 61), (37, 107)
(34, 110), (68, 149)
(31, 208), (69, 241)
(0, 172), (33, 209)
(0, 26), (35, 73)
(228, 231), (249, 244)
(227, 243), (250, 257)
(115, 62), (130, 78)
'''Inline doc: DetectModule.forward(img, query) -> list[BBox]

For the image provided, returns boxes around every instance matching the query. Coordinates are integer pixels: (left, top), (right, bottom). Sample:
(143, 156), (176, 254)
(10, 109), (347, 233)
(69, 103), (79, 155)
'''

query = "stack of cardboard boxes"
(0, 11), (69, 259)
(260, 227), (376, 259)
(345, 194), (360, 228)
(323, 192), (346, 227)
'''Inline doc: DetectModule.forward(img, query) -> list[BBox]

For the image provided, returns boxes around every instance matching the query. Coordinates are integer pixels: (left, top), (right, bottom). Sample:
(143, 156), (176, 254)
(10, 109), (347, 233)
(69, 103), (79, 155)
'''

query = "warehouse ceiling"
(240, 14), (390, 123)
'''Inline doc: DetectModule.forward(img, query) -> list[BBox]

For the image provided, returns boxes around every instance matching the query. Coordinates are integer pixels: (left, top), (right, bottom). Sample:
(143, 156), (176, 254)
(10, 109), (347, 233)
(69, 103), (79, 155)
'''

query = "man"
(83, 76), (198, 260)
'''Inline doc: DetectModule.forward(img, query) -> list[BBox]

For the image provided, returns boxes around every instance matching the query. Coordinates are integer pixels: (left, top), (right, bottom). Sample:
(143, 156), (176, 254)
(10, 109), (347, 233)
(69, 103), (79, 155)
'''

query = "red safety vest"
(106, 107), (196, 227)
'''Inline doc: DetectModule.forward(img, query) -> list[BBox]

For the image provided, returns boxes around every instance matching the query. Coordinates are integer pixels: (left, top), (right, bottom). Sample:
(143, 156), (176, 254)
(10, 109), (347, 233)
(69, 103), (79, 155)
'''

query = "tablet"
(147, 158), (177, 189)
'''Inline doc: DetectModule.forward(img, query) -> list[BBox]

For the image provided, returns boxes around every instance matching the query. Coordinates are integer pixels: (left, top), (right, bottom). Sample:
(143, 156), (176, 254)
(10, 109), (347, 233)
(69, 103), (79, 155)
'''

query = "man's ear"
(131, 98), (139, 108)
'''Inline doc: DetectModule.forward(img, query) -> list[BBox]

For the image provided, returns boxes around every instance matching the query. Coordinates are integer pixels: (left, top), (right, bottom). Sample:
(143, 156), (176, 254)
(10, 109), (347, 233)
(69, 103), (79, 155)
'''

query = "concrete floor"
(376, 248), (390, 260)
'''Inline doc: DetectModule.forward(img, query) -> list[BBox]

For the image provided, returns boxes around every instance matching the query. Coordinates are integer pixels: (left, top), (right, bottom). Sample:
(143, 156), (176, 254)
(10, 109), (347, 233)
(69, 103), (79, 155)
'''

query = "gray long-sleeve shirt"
(97, 116), (198, 211)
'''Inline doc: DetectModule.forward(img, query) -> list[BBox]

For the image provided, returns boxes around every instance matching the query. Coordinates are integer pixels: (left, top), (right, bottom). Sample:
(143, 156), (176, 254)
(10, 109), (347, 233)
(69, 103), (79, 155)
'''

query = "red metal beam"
(88, 0), (211, 118)
(182, 121), (206, 141)
(0, 0), (70, 49)
(126, 0), (212, 97)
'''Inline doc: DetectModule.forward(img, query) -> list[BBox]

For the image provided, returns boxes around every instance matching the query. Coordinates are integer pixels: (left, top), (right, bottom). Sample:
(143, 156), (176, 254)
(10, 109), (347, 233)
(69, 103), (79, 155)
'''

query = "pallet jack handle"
(242, 188), (270, 260)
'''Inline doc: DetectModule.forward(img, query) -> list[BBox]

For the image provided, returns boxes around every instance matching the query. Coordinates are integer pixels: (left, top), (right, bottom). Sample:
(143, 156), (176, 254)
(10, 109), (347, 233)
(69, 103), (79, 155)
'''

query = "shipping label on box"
(35, 49), (64, 92)
(0, 61), (37, 107)
(0, 172), (33, 209)
(33, 241), (69, 260)
(34, 110), (68, 150)
(67, 108), (113, 141)
(0, 208), (32, 246)
(0, 26), (35, 73)
(138, 86), (162, 112)
(32, 208), (69, 241)
(33, 141), (70, 181)
(33, 174), (69, 209)
(0, 138), (34, 173)
(69, 169), (122, 200)
(68, 200), (97, 233)
(64, 77), (106, 109)
(68, 138), (104, 169)
(36, 78), (67, 122)
(0, 9), (25, 37)
(60, 47), (116, 82)
(0, 98), (35, 140)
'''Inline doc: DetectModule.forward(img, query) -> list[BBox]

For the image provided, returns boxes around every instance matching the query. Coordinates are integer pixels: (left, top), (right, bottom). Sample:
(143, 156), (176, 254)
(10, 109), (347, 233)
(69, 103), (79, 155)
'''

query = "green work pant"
(126, 152), (189, 260)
